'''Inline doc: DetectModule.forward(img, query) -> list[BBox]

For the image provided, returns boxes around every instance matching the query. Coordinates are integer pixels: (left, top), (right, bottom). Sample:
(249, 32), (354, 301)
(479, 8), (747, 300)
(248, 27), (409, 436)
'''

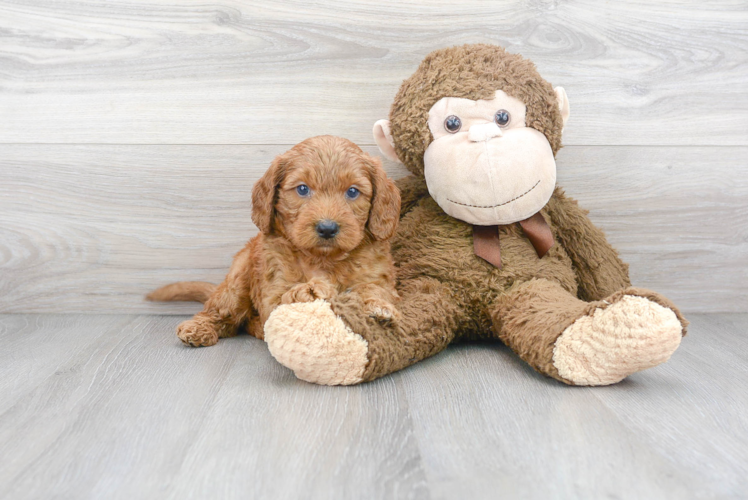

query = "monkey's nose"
(469, 122), (503, 142)
(315, 219), (339, 239)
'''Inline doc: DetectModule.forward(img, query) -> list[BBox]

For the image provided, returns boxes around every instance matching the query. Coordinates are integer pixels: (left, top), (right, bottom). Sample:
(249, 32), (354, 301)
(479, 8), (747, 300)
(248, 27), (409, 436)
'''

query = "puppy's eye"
(494, 109), (511, 127)
(296, 184), (310, 197)
(345, 187), (360, 200)
(444, 115), (462, 133)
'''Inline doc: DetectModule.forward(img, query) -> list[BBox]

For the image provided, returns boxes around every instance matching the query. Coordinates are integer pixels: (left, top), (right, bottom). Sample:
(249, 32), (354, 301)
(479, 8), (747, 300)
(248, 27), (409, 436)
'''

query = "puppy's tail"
(146, 281), (217, 303)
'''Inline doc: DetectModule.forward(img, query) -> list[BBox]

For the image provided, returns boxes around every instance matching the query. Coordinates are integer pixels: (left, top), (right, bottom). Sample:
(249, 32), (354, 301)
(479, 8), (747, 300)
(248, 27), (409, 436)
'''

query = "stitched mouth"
(446, 179), (541, 209)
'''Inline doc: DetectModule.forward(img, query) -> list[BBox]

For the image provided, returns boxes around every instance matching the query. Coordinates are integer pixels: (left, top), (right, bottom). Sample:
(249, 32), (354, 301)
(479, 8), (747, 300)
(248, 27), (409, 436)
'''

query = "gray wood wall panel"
(1, 144), (745, 313)
(0, 0), (746, 314)
(0, 0), (746, 145)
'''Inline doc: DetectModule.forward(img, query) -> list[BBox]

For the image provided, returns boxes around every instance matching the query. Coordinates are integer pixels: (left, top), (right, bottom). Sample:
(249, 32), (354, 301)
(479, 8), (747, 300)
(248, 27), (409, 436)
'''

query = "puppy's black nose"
(315, 220), (339, 239)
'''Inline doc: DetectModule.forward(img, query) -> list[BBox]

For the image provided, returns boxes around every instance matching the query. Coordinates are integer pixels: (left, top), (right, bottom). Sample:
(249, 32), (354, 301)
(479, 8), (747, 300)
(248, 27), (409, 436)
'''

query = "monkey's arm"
(264, 277), (462, 385)
(543, 187), (631, 301)
(394, 175), (429, 217)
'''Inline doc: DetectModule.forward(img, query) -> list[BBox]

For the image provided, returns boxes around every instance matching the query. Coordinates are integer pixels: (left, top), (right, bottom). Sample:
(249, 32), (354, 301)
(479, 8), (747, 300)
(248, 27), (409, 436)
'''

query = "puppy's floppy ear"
(251, 153), (288, 234)
(365, 154), (401, 240)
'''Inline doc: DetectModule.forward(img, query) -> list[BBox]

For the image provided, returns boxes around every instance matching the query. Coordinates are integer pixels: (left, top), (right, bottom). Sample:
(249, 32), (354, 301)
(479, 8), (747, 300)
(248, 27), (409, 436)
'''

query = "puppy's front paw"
(177, 318), (219, 347)
(281, 279), (335, 304)
(364, 299), (400, 325)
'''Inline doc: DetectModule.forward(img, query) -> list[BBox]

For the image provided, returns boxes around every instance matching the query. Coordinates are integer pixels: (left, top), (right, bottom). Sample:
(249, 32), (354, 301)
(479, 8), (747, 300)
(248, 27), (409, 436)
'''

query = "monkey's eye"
(444, 115), (462, 133)
(296, 184), (311, 197)
(345, 187), (360, 200)
(494, 110), (511, 127)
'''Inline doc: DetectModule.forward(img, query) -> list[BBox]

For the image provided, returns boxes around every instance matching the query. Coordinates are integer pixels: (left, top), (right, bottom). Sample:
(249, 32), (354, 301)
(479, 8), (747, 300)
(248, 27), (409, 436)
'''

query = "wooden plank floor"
(1, 313), (746, 499)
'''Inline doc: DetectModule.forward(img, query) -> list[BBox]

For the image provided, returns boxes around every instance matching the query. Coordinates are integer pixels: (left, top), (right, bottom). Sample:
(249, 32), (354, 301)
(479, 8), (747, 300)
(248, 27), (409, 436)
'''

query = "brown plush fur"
(318, 45), (687, 383)
(149, 136), (401, 347)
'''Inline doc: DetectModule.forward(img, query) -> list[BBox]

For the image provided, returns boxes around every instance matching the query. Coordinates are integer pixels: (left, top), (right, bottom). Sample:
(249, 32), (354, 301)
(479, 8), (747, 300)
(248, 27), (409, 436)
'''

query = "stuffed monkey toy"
(264, 44), (688, 386)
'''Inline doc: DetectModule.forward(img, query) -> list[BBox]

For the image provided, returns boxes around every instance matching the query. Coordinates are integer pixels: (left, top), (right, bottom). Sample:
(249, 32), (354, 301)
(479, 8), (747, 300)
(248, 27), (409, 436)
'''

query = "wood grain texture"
(398, 313), (748, 499)
(1, 144), (745, 314)
(0, 313), (745, 499)
(1, 0), (746, 145)
(2, 2), (745, 497)
(555, 145), (748, 313)
(0, 314), (429, 500)
(0, 144), (407, 315)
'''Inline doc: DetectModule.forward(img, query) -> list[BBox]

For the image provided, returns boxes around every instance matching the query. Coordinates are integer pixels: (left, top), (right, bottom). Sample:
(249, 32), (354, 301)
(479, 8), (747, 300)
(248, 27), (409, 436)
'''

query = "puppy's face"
(252, 136), (400, 256)
(278, 143), (374, 255)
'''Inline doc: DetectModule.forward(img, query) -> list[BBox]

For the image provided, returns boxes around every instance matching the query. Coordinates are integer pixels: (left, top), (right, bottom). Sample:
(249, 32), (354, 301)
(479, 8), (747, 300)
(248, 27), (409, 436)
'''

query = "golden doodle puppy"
(148, 136), (401, 347)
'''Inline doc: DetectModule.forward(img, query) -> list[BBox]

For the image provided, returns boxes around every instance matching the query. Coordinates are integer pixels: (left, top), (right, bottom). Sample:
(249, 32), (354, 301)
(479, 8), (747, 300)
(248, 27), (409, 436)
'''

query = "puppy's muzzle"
(315, 220), (339, 239)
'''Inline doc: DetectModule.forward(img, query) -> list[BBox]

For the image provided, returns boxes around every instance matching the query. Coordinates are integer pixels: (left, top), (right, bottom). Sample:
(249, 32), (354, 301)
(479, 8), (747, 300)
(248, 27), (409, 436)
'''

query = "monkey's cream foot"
(264, 300), (368, 385)
(552, 296), (684, 385)
(177, 318), (219, 347)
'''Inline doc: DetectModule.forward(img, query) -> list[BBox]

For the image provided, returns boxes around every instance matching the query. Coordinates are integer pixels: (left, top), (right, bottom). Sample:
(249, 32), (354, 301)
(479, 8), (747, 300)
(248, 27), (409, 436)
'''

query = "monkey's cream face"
(423, 90), (557, 226)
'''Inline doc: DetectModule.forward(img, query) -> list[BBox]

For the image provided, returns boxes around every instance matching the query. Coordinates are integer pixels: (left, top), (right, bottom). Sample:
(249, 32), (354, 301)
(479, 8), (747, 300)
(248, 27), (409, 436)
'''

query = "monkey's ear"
(251, 153), (287, 235)
(554, 87), (570, 128)
(365, 154), (401, 240)
(373, 119), (402, 163)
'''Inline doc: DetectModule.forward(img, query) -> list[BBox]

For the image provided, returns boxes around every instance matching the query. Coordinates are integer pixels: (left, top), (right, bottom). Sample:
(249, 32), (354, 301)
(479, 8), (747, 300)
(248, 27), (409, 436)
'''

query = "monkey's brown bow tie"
(472, 212), (554, 268)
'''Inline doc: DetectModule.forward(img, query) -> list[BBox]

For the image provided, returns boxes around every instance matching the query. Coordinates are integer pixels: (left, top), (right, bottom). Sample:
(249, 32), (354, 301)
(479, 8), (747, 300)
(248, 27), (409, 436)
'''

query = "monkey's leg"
(490, 279), (687, 385)
(177, 247), (253, 347)
(263, 278), (461, 385)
